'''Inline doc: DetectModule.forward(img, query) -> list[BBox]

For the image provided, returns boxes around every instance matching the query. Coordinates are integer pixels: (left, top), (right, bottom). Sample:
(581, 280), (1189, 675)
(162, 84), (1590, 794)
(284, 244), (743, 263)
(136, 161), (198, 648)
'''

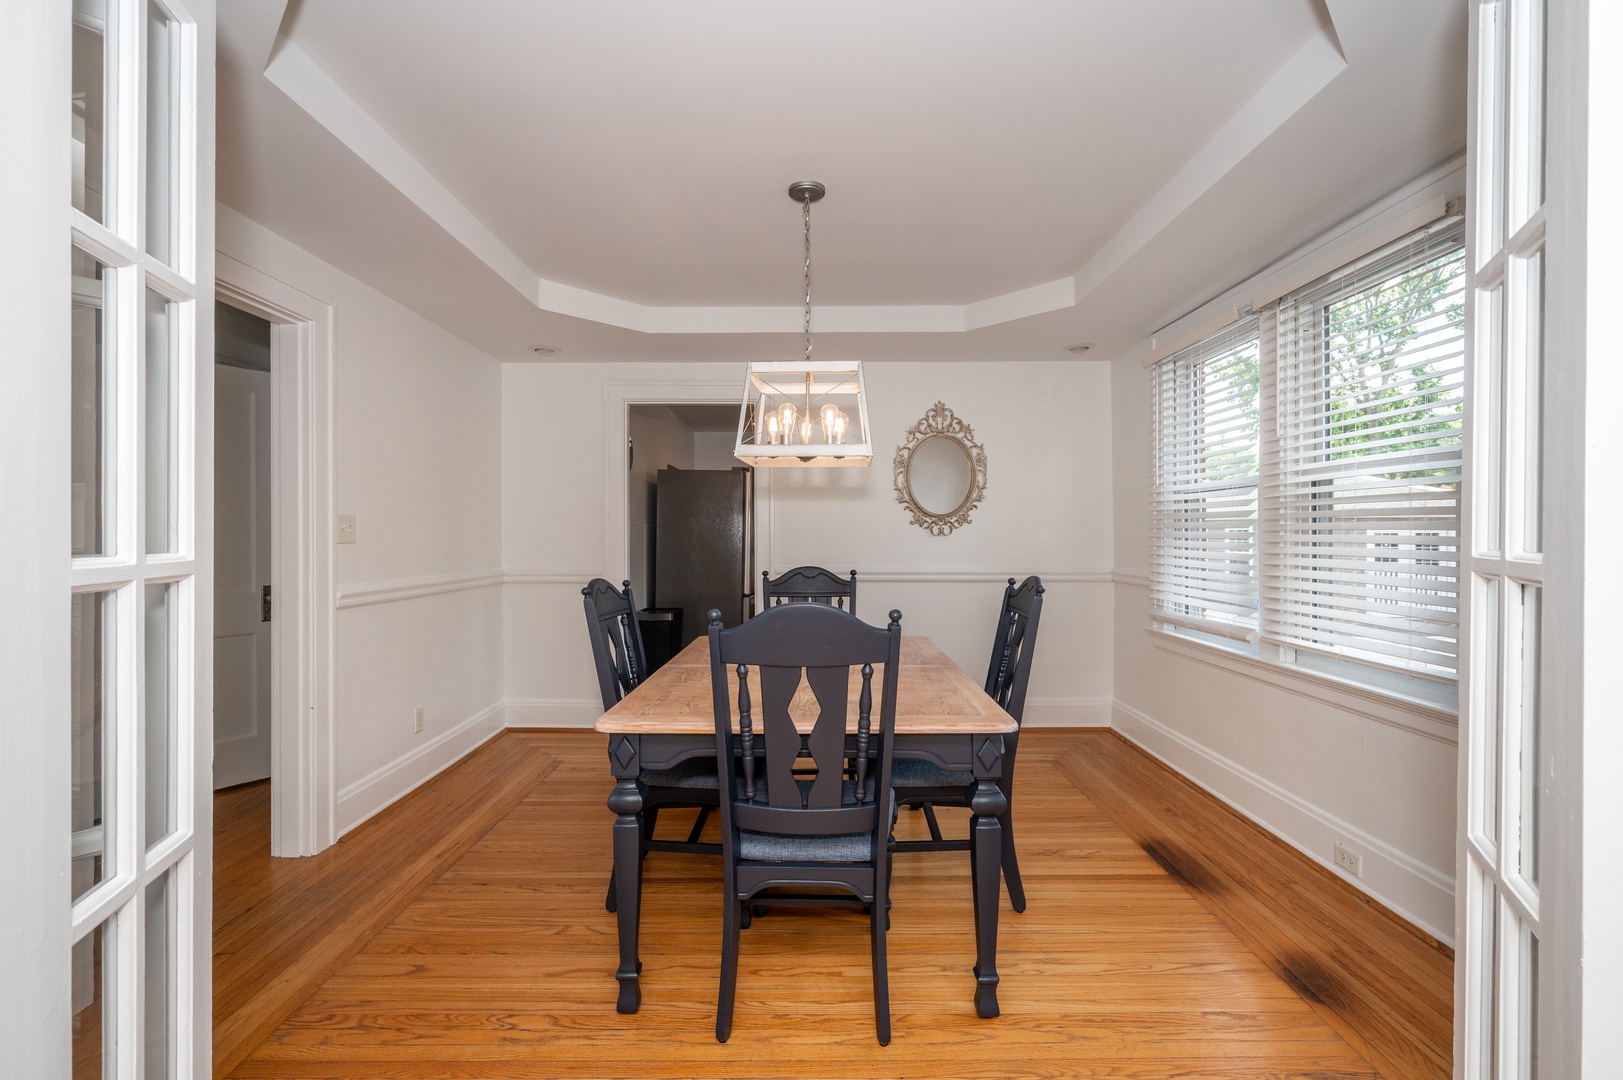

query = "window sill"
(1145, 626), (1459, 744)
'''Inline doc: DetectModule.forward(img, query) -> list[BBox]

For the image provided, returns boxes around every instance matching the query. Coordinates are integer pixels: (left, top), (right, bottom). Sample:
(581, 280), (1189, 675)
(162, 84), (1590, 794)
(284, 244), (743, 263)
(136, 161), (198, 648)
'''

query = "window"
(1150, 319), (1262, 642)
(1151, 218), (1466, 697)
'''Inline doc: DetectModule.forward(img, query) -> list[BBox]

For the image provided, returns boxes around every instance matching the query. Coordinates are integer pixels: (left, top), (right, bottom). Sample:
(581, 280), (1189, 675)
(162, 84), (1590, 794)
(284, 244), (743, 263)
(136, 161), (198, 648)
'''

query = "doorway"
(627, 403), (753, 657)
(214, 300), (274, 789)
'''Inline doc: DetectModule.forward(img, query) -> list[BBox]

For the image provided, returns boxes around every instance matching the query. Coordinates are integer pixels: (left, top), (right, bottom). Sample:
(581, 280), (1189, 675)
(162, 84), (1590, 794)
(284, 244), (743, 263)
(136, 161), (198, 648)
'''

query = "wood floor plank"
(219, 729), (1448, 1078)
(212, 734), (558, 1076)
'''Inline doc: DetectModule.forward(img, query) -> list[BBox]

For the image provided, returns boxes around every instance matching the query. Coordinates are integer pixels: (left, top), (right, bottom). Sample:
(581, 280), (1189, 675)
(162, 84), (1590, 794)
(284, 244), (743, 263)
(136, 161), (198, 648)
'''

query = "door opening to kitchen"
(626, 403), (754, 672)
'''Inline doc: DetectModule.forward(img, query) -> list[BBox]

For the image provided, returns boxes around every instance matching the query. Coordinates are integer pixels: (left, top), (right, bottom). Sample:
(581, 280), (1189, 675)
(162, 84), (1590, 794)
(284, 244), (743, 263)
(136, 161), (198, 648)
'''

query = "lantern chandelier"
(734, 181), (872, 468)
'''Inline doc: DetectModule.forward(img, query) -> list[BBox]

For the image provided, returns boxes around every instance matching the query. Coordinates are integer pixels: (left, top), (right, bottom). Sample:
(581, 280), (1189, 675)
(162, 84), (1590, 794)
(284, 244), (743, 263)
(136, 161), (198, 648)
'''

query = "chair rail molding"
(336, 569), (506, 609)
(854, 566), (1113, 585)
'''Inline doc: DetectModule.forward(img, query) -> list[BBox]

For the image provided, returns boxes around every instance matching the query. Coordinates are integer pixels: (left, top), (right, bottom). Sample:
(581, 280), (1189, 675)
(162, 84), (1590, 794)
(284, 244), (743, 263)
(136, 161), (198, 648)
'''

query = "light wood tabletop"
(595, 634), (1018, 736)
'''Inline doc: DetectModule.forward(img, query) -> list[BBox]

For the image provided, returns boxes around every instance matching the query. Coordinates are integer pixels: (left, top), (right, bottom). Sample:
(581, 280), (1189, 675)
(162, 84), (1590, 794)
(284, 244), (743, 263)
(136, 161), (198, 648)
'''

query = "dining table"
(595, 632), (1018, 1019)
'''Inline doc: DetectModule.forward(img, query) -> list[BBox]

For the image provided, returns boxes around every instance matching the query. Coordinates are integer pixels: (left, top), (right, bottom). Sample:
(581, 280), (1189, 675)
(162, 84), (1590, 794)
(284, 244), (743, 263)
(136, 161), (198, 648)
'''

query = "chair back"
(984, 576), (1044, 724)
(708, 603), (900, 850)
(582, 578), (649, 712)
(760, 566), (858, 615)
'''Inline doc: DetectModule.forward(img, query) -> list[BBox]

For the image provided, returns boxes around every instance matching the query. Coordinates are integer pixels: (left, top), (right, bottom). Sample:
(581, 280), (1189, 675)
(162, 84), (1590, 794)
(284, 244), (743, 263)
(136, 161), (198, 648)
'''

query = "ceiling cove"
(260, 6), (1346, 337)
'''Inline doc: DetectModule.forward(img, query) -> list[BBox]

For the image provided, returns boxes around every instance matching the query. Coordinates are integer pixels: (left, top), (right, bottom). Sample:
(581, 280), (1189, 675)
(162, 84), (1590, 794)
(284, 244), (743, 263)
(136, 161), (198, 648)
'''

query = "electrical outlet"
(336, 514), (357, 544)
(1334, 842), (1362, 878)
(414, 706), (425, 734)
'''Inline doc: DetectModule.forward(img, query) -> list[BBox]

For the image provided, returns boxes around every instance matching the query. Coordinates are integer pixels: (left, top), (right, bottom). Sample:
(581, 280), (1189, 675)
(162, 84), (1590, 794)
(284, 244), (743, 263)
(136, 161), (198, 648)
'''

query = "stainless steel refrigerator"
(652, 467), (754, 647)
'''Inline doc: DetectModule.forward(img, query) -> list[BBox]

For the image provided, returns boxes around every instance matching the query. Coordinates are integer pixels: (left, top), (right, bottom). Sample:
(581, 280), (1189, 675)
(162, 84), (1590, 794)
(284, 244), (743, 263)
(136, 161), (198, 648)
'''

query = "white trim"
(336, 569), (503, 609)
(215, 251), (337, 857)
(504, 698), (605, 730)
(1248, 195), (1453, 309)
(1147, 627), (1458, 743)
(1113, 568), (1152, 589)
(1137, 156), (1466, 368)
(333, 700), (505, 835)
(1110, 698), (1455, 943)
(849, 566), (1114, 585)
(505, 569), (603, 586)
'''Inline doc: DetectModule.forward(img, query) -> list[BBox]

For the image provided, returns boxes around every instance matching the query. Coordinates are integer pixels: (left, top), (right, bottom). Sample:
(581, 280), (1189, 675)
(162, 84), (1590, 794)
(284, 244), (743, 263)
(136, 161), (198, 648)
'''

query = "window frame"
(1149, 216), (1467, 720)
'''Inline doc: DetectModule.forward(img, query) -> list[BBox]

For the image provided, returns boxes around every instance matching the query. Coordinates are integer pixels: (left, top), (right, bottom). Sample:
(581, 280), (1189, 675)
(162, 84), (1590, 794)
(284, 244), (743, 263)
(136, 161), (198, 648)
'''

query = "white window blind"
(1150, 318), (1262, 641)
(1264, 220), (1465, 680)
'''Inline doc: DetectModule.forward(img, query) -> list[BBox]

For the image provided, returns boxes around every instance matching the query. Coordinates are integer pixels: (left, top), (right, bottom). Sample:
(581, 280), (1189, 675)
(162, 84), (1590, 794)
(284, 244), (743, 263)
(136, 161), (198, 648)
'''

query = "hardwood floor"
(217, 729), (1452, 1079)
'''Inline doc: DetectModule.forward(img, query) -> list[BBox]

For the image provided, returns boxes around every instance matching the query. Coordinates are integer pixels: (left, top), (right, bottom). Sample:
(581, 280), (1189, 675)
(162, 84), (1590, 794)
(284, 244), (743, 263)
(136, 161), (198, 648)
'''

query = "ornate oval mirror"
(893, 402), (987, 536)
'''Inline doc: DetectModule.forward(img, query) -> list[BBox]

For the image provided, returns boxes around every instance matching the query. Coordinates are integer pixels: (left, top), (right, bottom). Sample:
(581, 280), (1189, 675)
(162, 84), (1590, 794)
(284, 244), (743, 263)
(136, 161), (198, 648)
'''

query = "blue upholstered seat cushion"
(889, 756), (973, 789)
(641, 756), (719, 789)
(737, 778), (896, 863)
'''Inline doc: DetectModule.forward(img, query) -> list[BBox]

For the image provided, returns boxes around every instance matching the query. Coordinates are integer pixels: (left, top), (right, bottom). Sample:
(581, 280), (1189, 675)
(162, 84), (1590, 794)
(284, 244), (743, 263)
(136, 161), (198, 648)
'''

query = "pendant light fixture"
(734, 181), (872, 468)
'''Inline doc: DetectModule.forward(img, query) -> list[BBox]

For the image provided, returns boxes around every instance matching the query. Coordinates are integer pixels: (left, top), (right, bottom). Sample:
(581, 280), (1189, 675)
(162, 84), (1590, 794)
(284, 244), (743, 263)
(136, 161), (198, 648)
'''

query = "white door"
(0, 0), (214, 1073)
(213, 364), (272, 788)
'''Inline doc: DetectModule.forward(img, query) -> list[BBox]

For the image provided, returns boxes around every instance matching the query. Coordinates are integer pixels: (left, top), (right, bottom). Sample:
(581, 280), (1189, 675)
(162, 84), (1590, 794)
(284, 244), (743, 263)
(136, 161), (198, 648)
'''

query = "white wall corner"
(1109, 698), (1455, 944)
(334, 700), (507, 836)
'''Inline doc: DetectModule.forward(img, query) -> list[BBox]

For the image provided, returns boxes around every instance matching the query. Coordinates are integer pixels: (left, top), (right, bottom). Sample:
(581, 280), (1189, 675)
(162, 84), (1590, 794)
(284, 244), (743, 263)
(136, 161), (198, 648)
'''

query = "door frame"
(602, 377), (771, 589)
(216, 254), (335, 857)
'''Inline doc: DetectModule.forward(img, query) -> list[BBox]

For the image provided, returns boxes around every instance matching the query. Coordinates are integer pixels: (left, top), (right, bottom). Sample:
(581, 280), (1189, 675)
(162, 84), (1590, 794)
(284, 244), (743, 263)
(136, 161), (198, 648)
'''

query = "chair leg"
(1001, 813), (1027, 913)
(642, 807), (660, 853)
(604, 869), (617, 913)
(717, 898), (743, 1043)
(685, 806), (711, 844)
(921, 802), (945, 842)
(870, 902), (891, 1046)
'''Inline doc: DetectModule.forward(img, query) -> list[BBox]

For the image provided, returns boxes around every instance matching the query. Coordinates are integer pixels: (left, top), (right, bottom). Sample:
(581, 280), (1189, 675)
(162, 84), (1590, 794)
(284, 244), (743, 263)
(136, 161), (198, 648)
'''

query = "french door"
(2, 0), (214, 1074)
(1458, 0), (1565, 1076)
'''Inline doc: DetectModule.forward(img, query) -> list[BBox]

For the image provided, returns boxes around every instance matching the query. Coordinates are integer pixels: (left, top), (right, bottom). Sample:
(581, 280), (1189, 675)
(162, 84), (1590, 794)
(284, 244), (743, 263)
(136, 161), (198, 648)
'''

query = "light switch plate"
(337, 514), (357, 544)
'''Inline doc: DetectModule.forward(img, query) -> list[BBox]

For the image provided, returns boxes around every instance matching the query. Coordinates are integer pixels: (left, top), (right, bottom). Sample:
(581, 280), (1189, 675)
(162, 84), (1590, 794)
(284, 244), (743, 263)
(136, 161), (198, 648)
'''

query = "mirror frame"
(892, 401), (988, 536)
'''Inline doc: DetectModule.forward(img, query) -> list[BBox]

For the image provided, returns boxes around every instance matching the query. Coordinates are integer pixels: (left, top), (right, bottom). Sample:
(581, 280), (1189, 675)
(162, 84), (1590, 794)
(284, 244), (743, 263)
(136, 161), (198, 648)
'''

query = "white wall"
(216, 206), (506, 835)
(1107, 186), (1462, 942)
(503, 359), (1115, 730)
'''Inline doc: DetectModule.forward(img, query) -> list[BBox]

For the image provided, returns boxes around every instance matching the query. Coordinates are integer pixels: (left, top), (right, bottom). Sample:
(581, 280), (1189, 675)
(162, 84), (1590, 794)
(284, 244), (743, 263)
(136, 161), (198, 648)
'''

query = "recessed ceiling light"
(1065, 343), (1093, 355)
(531, 345), (561, 356)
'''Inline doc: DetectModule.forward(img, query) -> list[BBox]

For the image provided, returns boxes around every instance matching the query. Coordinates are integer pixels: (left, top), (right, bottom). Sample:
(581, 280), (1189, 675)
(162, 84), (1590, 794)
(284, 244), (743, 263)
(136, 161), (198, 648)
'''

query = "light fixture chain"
(803, 194), (813, 362)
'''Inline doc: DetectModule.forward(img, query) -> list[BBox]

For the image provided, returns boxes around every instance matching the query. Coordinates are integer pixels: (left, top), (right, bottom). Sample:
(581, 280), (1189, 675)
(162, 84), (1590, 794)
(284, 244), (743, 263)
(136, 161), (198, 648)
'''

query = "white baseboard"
(1110, 698), (1455, 945)
(1020, 697), (1112, 727)
(335, 701), (506, 836)
(505, 698), (604, 729)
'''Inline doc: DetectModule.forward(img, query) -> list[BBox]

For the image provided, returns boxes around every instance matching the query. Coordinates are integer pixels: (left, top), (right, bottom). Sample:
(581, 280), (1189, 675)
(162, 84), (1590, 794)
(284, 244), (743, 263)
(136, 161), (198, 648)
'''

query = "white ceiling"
(216, 0), (1465, 364)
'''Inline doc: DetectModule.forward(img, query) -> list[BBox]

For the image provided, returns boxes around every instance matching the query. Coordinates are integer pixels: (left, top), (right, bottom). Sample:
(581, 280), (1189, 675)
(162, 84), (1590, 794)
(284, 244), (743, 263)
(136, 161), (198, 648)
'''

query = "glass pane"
(72, 248), (111, 558)
(72, 591), (114, 903)
(1520, 0), (1546, 218)
(1522, 928), (1540, 1079)
(145, 1), (177, 264)
(71, 921), (112, 1080)
(145, 289), (176, 553)
(1478, 284), (1505, 552)
(71, 0), (109, 224)
(1477, 873), (1501, 1080)
(144, 584), (176, 848)
(1477, 576), (1502, 846)
(1521, 251), (1544, 554)
(144, 875), (174, 1079)
(1490, 0), (1508, 256)
(1519, 585), (1542, 887)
